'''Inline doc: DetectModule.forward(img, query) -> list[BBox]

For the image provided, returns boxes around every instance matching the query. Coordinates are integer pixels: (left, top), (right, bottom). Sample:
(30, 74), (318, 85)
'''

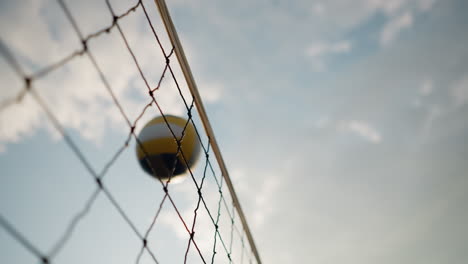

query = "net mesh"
(0, 0), (259, 263)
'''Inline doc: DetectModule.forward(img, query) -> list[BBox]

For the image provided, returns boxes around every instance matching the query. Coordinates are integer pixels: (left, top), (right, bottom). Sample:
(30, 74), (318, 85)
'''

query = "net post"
(153, 1), (262, 263)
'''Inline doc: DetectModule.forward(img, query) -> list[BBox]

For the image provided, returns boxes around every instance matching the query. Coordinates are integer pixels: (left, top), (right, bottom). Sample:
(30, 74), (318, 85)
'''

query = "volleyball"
(136, 115), (200, 181)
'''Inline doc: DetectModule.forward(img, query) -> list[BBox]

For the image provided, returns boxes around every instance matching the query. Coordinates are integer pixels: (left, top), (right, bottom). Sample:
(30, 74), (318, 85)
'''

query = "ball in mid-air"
(136, 115), (200, 181)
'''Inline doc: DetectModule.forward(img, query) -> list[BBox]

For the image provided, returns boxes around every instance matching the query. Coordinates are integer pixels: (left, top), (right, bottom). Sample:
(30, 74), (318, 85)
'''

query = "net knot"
(95, 178), (103, 189)
(24, 77), (31, 89)
(81, 40), (88, 51)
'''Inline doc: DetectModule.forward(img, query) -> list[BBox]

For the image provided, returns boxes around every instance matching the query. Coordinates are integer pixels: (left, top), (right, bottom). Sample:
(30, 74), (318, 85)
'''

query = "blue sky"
(1, 0), (468, 263)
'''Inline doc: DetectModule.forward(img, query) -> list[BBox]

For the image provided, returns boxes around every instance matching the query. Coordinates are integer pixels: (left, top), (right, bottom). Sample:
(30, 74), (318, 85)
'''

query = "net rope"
(0, 0), (260, 263)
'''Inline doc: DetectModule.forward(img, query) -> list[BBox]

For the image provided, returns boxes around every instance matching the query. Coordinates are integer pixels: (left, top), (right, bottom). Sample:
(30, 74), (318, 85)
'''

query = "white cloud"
(199, 81), (223, 103)
(306, 44), (327, 58)
(252, 176), (280, 228)
(315, 116), (331, 128)
(380, 11), (413, 46)
(413, 75), (467, 145)
(451, 75), (468, 107)
(410, 79), (433, 108)
(341, 120), (382, 143)
(306, 40), (351, 58)
(0, 94), (42, 150)
(305, 0), (436, 49)
(332, 41), (352, 53)
(315, 117), (382, 143)
(306, 40), (351, 71)
(311, 3), (326, 16)
(418, 0), (437, 11)
(366, 0), (407, 15)
(226, 161), (288, 237)
(418, 104), (442, 145)
(159, 210), (188, 240)
(419, 79), (434, 96)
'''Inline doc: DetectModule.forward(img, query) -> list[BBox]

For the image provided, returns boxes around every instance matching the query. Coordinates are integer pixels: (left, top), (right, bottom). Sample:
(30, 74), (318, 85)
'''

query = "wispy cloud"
(380, 11), (413, 46)
(412, 79), (434, 108)
(451, 75), (468, 107)
(315, 117), (382, 143)
(252, 176), (280, 228)
(307, 41), (352, 58)
(341, 120), (382, 143)
(420, 79), (434, 96)
(306, 40), (352, 71)
(418, 0), (437, 11)
(366, 0), (407, 15)
(311, 3), (326, 16)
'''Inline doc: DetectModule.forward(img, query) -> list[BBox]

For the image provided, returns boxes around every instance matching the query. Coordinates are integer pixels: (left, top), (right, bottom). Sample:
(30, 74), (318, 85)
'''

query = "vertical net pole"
(153, 0), (262, 263)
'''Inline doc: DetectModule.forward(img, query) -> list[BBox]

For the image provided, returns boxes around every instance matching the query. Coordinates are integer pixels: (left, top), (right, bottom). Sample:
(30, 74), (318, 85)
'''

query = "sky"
(1, 0), (468, 263)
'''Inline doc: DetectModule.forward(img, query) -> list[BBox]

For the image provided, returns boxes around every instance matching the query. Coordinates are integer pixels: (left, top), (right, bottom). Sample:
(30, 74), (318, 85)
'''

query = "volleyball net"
(0, 0), (261, 263)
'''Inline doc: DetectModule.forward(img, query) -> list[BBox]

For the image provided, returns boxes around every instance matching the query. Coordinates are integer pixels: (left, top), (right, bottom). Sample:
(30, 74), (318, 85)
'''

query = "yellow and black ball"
(136, 115), (200, 181)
